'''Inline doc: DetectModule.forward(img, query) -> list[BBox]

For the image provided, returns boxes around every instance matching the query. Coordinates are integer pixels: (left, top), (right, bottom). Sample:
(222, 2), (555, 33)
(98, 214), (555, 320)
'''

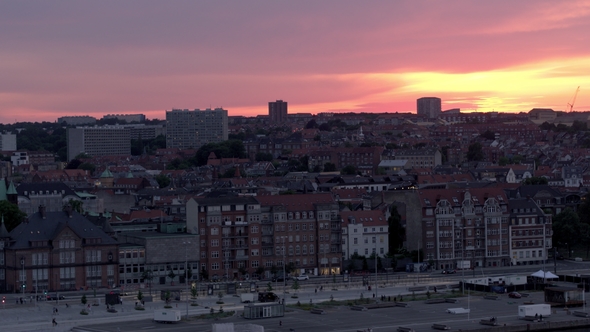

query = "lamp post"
(374, 236), (378, 300)
(21, 257), (25, 299)
(183, 241), (190, 320)
(282, 236), (286, 301)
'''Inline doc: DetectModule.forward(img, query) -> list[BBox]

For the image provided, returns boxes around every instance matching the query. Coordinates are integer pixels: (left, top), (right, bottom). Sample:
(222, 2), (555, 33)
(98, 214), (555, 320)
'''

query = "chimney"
(64, 204), (73, 218)
(38, 205), (46, 219)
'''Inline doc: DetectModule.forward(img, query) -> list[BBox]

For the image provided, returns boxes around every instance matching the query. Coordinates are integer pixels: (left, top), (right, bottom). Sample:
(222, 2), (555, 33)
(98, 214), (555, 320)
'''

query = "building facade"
(508, 198), (552, 266)
(2, 206), (119, 293)
(57, 116), (97, 126)
(340, 210), (389, 260)
(417, 97), (442, 119)
(67, 127), (131, 161)
(166, 108), (228, 149)
(0, 133), (17, 151)
(269, 100), (288, 125)
(102, 114), (146, 123)
(419, 188), (511, 270)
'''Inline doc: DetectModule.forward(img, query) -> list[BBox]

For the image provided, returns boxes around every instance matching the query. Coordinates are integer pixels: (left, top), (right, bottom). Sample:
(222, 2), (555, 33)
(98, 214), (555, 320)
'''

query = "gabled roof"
(9, 209), (118, 249)
(0, 215), (10, 238)
(16, 182), (78, 198)
(256, 193), (334, 211)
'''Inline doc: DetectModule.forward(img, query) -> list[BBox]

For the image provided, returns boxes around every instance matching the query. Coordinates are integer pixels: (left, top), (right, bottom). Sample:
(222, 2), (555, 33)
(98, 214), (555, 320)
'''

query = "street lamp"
(281, 236), (286, 302)
(374, 237), (378, 300)
(183, 241), (191, 320)
(20, 257), (25, 299)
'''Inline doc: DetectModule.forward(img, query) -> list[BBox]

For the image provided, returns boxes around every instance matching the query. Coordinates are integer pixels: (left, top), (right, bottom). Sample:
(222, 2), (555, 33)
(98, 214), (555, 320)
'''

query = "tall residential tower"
(268, 100), (288, 125)
(166, 108), (228, 149)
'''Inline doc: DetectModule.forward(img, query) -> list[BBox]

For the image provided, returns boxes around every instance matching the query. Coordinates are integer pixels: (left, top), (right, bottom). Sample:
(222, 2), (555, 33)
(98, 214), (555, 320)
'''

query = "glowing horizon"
(1, 1), (589, 124)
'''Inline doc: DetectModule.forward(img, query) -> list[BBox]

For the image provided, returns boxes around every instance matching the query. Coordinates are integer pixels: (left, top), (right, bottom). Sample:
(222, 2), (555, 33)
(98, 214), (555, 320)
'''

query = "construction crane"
(567, 86), (580, 112)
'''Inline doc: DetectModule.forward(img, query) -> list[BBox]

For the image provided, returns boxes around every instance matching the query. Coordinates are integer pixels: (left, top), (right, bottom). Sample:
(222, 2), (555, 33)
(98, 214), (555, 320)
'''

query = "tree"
(387, 205), (405, 254)
(362, 257), (369, 271)
(291, 279), (300, 293)
(323, 162), (336, 172)
(522, 177), (548, 185)
(578, 193), (590, 225)
(305, 119), (318, 129)
(256, 152), (273, 162)
(498, 156), (509, 166)
(67, 199), (83, 213)
(168, 268), (176, 285)
(0, 201), (27, 232)
(341, 165), (357, 175)
(255, 266), (265, 278)
(191, 285), (198, 299)
(552, 208), (582, 255)
(142, 269), (154, 295)
(200, 267), (209, 281)
(65, 159), (82, 170)
(137, 290), (143, 302)
(78, 162), (96, 174)
(155, 174), (171, 188)
(466, 142), (484, 161)
(480, 130), (495, 140)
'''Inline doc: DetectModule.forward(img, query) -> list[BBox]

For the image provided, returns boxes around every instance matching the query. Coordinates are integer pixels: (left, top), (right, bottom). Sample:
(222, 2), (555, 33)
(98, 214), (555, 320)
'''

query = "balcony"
(261, 241), (274, 247)
(235, 255), (249, 261)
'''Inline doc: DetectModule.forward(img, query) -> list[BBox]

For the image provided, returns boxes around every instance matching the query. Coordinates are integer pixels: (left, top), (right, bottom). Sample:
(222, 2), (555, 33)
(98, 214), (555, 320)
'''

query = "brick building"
(1, 206), (119, 293)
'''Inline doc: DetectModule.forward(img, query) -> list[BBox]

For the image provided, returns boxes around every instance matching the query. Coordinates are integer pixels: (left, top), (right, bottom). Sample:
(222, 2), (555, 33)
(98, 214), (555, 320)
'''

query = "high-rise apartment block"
(417, 97), (442, 119)
(268, 100), (288, 124)
(166, 108), (228, 149)
(102, 114), (146, 123)
(0, 133), (17, 151)
(67, 127), (131, 160)
(57, 116), (97, 126)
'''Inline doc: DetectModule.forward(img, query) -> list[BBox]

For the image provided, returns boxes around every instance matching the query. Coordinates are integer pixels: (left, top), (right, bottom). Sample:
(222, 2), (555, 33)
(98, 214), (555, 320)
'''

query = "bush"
(80, 310), (88, 315)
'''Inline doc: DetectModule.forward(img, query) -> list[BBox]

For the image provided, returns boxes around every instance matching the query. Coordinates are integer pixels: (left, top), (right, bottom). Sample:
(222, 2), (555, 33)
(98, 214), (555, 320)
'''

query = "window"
(251, 261), (259, 268)
(251, 237), (259, 245)
(211, 263), (220, 270)
(353, 238), (358, 244)
(251, 226), (259, 233)
(211, 251), (219, 258)
(85, 250), (101, 263)
(251, 249), (259, 256)
(211, 240), (219, 247)
(211, 228), (219, 235)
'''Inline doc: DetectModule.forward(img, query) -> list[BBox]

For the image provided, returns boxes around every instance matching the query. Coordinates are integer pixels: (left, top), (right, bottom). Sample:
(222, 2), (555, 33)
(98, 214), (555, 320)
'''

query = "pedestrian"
(315, 288), (317, 294)
(539, 314), (543, 321)
(372, 293), (375, 298)
(388, 296), (391, 302)
(434, 286), (437, 293)
(394, 296), (397, 302)
(56, 308), (59, 315)
(52, 318), (57, 326)
(279, 320), (282, 326)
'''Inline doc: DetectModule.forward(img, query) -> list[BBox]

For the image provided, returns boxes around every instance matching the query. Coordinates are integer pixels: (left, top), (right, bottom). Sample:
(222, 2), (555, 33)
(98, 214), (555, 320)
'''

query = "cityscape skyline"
(1, 1), (590, 124)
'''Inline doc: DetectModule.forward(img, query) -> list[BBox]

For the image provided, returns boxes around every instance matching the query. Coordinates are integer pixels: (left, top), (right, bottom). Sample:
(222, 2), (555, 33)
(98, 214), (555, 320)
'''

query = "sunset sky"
(1, 1), (589, 124)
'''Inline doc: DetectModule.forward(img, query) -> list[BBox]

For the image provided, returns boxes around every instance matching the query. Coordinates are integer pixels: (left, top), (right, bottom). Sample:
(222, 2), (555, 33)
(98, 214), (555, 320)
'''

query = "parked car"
(442, 269), (456, 274)
(272, 276), (285, 282)
(46, 295), (65, 301)
(293, 274), (309, 281)
(508, 292), (522, 299)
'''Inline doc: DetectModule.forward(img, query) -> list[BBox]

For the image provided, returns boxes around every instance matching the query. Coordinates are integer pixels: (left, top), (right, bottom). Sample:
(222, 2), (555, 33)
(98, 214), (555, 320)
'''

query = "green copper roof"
(7, 180), (17, 195)
(100, 168), (114, 178)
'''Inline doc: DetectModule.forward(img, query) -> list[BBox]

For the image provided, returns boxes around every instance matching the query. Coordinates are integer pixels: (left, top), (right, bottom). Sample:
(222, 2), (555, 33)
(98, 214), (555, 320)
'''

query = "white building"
(0, 133), (17, 151)
(341, 210), (389, 259)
